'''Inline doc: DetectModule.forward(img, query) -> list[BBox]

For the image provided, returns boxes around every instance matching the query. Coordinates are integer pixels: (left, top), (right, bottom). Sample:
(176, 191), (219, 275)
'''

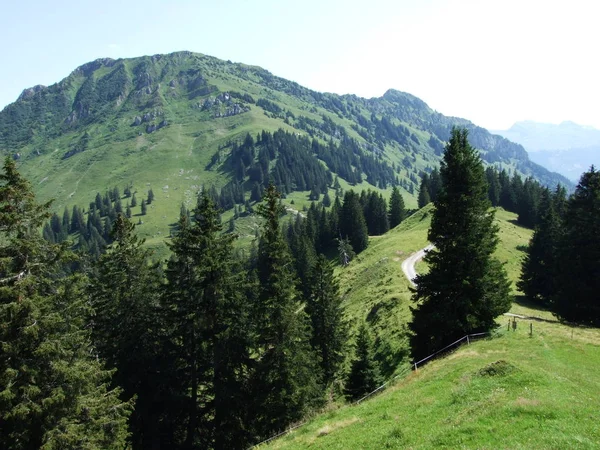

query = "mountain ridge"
(0, 51), (571, 244)
(492, 120), (600, 181)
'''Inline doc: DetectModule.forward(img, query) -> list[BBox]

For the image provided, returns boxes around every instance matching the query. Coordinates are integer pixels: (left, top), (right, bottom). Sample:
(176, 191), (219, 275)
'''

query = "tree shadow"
(508, 219), (533, 231)
(512, 295), (558, 323)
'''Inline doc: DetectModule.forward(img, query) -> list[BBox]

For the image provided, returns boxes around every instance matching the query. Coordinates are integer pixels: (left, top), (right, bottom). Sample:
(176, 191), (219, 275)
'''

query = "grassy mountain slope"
(268, 317), (600, 449)
(337, 207), (532, 377)
(266, 209), (600, 449)
(0, 52), (571, 249)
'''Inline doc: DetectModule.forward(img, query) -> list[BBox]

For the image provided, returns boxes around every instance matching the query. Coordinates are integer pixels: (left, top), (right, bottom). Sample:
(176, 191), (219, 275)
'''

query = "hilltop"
(0, 52), (570, 249)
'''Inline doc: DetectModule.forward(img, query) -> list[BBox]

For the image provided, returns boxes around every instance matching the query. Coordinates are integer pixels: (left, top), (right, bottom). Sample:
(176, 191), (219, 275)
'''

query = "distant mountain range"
(0, 52), (571, 245)
(492, 121), (600, 181)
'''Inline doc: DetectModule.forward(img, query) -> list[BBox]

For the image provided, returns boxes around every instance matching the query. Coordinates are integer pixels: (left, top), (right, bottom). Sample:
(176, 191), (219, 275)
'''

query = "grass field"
(336, 206), (533, 376)
(263, 207), (600, 449)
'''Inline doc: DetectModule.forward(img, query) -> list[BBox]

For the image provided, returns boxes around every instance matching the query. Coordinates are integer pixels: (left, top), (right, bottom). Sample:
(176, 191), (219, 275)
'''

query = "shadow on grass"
(513, 297), (600, 329)
(508, 219), (533, 231)
(512, 295), (558, 323)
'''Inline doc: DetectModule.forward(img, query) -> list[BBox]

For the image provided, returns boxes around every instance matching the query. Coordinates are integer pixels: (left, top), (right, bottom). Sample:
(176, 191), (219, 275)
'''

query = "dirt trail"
(401, 244), (433, 286)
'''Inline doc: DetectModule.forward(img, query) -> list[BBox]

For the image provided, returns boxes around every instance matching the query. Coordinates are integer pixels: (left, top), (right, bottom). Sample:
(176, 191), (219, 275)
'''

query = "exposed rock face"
(146, 119), (168, 134)
(200, 92), (250, 118)
(18, 85), (46, 101)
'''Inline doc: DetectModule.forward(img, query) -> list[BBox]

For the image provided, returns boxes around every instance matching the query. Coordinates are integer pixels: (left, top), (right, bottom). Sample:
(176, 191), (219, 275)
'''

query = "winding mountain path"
(401, 244), (434, 287)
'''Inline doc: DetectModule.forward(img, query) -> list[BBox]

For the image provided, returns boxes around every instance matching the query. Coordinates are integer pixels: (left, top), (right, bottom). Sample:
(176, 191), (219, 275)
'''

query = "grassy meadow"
(263, 207), (600, 449)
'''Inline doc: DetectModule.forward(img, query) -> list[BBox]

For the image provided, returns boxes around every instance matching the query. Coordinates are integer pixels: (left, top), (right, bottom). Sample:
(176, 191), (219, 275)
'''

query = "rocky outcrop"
(146, 119), (168, 134)
(200, 92), (250, 118)
(74, 58), (116, 77)
(17, 85), (46, 101)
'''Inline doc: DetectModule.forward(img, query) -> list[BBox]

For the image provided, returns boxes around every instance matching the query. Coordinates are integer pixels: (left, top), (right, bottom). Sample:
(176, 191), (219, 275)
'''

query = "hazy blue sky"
(1, 0), (598, 130)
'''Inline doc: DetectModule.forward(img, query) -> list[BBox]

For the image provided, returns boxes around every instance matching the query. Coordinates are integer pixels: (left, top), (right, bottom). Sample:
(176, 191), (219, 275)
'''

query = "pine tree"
(251, 183), (321, 439)
(0, 157), (131, 449)
(62, 206), (71, 233)
(486, 167), (501, 207)
(518, 189), (562, 307)
(141, 199), (147, 215)
(418, 175), (431, 208)
(428, 167), (442, 202)
(306, 255), (347, 385)
(88, 214), (165, 448)
(95, 192), (103, 212)
(147, 188), (155, 204)
(388, 185), (406, 228)
(163, 192), (253, 449)
(339, 190), (368, 253)
(131, 192), (137, 208)
(322, 191), (332, 207)
(554, 167), (600, 324)
(345, 324), (381, 401)
(126, 202), (132, 218)
(409, 128), (511, 360)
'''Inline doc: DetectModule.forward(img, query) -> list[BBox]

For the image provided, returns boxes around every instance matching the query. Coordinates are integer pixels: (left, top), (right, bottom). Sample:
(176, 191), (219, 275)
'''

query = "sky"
(1, 0), (598, 130)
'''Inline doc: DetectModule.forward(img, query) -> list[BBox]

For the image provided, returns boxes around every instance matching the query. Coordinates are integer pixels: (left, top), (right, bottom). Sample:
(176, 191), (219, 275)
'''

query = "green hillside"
(265, 209), (600, 449)
(0, 52), (571, 251)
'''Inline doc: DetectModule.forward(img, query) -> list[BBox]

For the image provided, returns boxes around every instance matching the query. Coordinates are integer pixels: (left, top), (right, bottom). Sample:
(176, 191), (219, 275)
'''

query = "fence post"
(467, 335), (470, 345)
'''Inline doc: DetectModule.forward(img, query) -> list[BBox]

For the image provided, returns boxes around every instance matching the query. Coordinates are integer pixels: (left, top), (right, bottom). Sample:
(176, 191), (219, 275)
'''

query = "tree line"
(519, 166), (600, 325)
(419, 163), (568, 230)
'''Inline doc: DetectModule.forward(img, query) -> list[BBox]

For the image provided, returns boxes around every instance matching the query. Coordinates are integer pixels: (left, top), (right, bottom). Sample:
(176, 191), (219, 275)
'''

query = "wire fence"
(249, 331), (492, 448)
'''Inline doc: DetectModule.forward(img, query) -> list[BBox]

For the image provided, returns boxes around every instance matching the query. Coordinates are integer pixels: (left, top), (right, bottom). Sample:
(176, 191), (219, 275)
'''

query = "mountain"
(0, 52), (571, 247)
(493, 121), (600, 181)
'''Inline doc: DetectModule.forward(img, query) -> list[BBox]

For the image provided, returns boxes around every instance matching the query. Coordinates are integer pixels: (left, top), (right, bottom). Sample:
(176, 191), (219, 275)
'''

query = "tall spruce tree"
(518, 189), (562, 307)
(306, 254), (347, 386)
(345, 324), (381, 401)
(163, 192), (253, 449)
(339, 190), (368, 253)
(251, 183), (321, 439)
(0, 157), (131, 449)
(485, 167), (501, 207)
(554, 167), (600, 324)
(409, 128), (511, 360)
(418, 175), (431, 208)
(88, 214), (166, 449)
(388, 186), (406, 228)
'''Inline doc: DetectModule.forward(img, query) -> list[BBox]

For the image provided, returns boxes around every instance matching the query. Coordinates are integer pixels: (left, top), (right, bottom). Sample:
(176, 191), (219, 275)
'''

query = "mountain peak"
(18, 85), (46, 101)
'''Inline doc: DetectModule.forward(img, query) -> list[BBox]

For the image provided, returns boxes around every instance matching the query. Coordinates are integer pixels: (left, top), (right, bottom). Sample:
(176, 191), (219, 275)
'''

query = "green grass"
(336, 204), (432, 375)
(263, 207), (600, 449)
(267, 319), (600, 449)
(336, 206), (532, 376)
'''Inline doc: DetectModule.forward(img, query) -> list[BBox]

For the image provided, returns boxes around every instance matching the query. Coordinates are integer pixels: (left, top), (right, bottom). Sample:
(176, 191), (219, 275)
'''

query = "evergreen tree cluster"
(227, 129), (398, 198)
(485, 167), (566, 229)
(519, 166), (600, 325)
(43, 185), (153, 260)
(285, 187), (407, 285)
(7, 158), (397, 449)
(417, 162), (566, 232)
(0, 157), (132, 449)
(417, 168), (442, 208)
